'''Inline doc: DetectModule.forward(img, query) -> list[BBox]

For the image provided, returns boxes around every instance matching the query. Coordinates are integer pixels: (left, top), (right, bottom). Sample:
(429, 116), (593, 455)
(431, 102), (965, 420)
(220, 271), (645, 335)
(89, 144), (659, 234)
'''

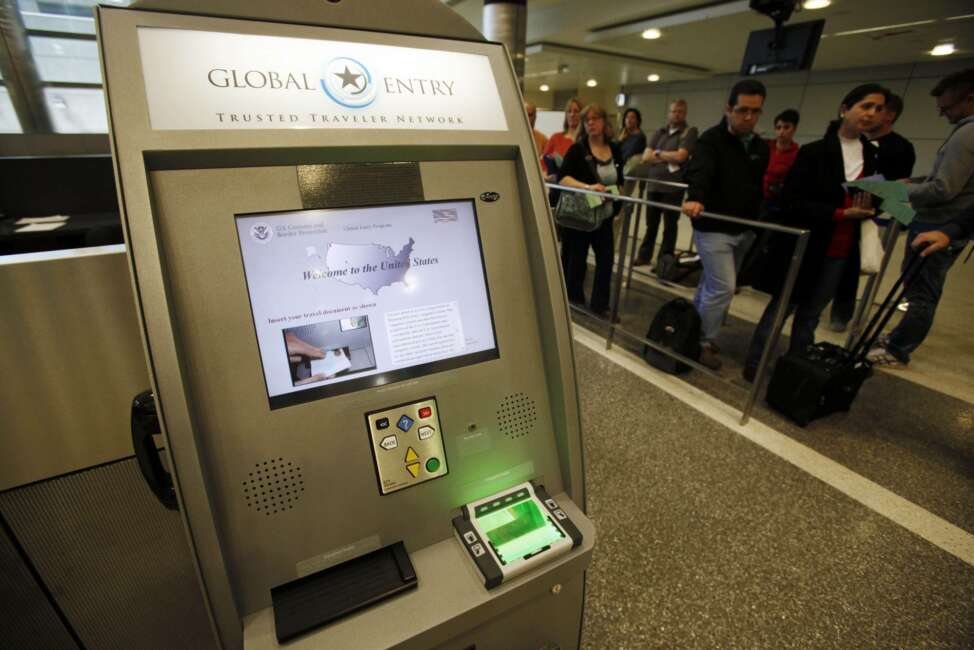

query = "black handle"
(850, 251), (927, 360)
(131, 390), (178, 510)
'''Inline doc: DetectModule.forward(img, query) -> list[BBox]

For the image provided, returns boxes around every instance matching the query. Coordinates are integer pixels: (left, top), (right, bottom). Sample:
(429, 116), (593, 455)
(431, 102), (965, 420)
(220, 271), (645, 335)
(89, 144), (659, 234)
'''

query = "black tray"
(271, 541), (417, 643)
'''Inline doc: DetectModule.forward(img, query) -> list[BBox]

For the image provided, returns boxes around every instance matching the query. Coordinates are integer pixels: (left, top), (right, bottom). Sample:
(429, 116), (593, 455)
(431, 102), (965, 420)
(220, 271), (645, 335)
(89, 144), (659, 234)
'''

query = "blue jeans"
(885, 229), (966, 363)
(693, 230), (755, 342)
(745, 257), (848, 371)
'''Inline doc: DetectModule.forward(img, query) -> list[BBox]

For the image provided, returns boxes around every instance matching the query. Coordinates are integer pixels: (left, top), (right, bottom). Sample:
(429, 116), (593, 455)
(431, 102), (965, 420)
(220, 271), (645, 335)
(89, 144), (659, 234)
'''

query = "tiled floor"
(569, 217), (973, 646)
(572, 341), (974, 649)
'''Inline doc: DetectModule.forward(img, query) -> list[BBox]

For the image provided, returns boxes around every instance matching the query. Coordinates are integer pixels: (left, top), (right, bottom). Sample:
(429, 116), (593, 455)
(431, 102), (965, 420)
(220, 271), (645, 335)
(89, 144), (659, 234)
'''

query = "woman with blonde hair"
(557, 104), (626, 319)
(542, 97), (582, 180)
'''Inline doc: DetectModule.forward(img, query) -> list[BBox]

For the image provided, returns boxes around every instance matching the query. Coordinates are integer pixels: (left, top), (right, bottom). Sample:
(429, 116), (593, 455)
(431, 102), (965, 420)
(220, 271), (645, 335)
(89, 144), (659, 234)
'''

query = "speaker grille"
(243, 458), (303, 516)
(497, 392), (537, 439)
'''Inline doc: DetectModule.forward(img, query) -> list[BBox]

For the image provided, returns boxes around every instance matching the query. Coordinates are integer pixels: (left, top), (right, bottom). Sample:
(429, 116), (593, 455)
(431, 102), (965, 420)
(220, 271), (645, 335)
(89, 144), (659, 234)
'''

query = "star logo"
(334, 65), (365, 93)
(321, 57), (377, 109)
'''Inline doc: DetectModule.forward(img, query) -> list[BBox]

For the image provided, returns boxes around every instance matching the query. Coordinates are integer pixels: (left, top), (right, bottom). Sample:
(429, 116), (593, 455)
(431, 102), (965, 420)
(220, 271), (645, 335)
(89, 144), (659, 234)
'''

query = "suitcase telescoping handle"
(850, 248), (928, 361)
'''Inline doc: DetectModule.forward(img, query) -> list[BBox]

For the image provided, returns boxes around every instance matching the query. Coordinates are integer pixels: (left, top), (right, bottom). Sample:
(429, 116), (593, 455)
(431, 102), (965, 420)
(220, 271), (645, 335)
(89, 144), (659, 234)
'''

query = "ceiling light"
(647, 74), (660, 82)
(832, 20), (935, 37)
(539, 84), (550, 91)
(802, 0), (831, 9)
(586, 79), (598, 88)
(931, 43), (956, 56)
(641, 28), (662, 40)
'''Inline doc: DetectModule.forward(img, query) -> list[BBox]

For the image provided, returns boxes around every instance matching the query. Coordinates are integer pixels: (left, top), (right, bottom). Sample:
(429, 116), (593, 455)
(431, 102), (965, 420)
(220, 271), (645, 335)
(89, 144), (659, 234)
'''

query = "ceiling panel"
(452, 0), (974, 91)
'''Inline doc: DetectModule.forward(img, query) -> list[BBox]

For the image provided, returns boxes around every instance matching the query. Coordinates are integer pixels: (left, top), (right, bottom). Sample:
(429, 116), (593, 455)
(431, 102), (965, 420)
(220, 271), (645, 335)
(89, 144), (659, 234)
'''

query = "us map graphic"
(324, 237), (415, 295)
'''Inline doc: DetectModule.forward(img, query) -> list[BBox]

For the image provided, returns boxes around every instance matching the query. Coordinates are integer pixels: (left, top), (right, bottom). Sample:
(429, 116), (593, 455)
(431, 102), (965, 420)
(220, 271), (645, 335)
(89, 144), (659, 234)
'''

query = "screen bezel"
(234, 197), (500, 410)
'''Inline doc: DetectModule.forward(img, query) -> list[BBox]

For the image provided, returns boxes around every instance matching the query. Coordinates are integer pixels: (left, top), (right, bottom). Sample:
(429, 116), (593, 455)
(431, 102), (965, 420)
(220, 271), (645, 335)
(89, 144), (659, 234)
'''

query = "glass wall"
(4, 0), (131, 133)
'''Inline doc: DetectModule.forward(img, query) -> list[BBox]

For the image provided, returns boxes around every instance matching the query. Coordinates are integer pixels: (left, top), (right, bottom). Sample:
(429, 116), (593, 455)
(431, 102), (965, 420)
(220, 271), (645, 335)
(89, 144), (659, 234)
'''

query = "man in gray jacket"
(868, 68), (973, 367)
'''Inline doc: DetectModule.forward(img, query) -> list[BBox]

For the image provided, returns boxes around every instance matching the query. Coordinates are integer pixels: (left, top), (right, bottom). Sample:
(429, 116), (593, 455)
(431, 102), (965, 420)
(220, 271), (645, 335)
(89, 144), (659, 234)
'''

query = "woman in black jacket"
(743, 84), (887, 380)
(557, 103), (626, 319)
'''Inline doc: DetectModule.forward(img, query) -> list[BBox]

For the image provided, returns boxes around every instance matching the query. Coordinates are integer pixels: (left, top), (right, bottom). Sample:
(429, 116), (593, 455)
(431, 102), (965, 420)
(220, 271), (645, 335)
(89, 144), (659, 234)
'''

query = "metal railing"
(546, 180), (810, 425)
(621, 176), (689, 292)
(844, 217), (902, 349)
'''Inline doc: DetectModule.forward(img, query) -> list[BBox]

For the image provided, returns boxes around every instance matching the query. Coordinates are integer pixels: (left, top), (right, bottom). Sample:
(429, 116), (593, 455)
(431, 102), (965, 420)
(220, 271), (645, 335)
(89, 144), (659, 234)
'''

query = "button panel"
(366, 397), (448, 495)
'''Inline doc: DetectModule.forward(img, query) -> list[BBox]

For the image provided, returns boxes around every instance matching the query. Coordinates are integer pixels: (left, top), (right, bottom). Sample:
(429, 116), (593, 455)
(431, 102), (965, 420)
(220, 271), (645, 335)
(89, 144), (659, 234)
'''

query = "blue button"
(397, 415), (414, 432)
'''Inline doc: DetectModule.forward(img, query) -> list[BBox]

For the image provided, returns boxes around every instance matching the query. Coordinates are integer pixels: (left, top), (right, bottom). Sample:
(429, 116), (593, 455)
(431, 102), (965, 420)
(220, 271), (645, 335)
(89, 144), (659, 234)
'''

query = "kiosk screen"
(236, 199), (498, 408)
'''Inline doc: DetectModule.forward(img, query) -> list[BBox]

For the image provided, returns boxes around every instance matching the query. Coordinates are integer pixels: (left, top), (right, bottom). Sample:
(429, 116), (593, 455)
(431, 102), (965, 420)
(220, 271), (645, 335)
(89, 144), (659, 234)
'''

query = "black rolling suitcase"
(766, 254), (926, 426)
(643, 298), (701, 374)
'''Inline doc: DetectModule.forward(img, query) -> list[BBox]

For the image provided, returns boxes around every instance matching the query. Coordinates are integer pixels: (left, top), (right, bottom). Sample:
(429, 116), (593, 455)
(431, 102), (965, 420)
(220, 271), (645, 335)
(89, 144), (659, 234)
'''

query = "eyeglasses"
(731, 106), (763, 117)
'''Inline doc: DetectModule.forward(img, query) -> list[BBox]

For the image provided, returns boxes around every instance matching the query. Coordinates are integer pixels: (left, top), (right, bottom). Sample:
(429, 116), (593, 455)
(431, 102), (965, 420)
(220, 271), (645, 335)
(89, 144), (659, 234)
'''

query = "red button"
(418, 406), (432, 418)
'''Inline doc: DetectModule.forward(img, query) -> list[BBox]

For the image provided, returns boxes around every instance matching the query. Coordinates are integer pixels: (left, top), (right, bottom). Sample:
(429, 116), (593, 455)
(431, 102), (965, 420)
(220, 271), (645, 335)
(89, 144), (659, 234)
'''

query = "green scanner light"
(478, 499), (564, 564)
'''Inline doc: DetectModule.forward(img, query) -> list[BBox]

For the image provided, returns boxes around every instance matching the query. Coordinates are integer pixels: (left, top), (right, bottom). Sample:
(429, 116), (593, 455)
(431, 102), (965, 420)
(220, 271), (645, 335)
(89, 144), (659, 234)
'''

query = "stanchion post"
(625, 181), (646, 295)
(740, 230), (810, 425)
(606, 198), (632, 351)
(845, 220), (901, 349)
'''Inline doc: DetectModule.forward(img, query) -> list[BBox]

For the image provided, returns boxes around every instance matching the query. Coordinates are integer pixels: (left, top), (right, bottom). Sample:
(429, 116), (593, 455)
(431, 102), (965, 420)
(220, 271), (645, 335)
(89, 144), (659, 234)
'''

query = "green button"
(425, 457), (441, 473)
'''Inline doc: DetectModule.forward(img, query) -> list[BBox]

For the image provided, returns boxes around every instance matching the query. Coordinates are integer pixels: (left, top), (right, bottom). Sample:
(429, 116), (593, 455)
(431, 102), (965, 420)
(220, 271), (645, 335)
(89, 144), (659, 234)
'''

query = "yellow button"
(406, 462), (421, 478)
(404, 447), (419, 463)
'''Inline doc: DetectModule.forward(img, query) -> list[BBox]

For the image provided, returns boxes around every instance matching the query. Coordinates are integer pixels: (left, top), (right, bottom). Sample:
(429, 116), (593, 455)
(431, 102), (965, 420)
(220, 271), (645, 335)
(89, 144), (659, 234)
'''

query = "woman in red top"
(763, 109), (801, 204)
(542, 97), (582, 181)
(744, 84), (888, 380)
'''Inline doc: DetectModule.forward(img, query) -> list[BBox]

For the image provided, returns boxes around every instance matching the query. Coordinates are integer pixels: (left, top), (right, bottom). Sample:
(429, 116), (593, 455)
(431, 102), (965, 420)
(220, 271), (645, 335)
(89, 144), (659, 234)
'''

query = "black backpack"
(643, 298), (701, 374)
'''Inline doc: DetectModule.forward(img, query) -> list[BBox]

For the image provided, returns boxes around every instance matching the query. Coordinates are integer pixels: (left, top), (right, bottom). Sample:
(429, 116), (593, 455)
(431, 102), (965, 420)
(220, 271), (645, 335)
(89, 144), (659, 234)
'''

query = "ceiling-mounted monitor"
(740, 19), (825, 75)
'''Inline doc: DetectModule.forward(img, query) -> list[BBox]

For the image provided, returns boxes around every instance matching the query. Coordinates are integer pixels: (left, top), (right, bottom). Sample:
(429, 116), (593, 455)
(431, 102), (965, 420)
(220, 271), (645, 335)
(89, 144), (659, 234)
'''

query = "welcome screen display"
(236, 200), (498, 409)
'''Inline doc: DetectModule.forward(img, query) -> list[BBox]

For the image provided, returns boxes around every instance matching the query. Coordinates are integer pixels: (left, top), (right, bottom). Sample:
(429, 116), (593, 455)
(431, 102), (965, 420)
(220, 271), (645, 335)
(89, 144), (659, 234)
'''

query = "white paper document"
(14, 215), (70, 225)
(310, 350), (352, 377)
(15, 223), (68, 233)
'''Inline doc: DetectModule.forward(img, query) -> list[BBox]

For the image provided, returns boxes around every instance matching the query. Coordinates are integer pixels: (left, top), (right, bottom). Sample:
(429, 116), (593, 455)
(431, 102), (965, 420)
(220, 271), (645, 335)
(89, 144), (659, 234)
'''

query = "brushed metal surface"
(0, 249), (149, 491)
(0, 459), (217, 650)
(0, 519), (79, 649)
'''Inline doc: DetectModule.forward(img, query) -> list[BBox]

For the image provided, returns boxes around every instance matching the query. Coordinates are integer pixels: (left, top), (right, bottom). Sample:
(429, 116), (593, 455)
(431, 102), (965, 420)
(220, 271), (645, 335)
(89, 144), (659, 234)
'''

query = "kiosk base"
(244, 494), (594, 650)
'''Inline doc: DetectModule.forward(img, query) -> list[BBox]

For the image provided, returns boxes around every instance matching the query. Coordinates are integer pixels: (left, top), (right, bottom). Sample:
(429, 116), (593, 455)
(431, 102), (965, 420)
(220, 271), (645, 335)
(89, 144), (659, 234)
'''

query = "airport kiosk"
(97, 1), (593, 648)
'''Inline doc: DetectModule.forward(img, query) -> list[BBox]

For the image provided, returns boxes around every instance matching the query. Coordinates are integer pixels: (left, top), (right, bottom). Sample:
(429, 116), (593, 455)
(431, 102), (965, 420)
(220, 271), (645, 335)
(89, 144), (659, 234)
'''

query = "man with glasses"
(867, 68), (974, 368)
(682, 80), (770, 370)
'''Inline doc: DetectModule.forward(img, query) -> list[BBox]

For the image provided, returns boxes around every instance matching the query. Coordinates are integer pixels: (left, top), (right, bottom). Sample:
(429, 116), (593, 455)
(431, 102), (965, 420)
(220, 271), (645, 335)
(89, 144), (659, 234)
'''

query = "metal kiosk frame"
(97, 2), (593, 649)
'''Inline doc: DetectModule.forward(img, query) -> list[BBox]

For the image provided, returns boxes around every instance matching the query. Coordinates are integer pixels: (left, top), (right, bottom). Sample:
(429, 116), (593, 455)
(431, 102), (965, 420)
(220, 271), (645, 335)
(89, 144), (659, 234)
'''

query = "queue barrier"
(546, 179), (809, 425)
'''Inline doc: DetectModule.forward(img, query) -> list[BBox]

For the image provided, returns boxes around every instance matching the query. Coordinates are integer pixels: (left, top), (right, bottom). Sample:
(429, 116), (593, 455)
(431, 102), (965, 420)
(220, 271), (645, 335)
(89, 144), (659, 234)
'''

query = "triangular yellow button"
(406, 462), (421, 478)
(405, 447), (419, 463)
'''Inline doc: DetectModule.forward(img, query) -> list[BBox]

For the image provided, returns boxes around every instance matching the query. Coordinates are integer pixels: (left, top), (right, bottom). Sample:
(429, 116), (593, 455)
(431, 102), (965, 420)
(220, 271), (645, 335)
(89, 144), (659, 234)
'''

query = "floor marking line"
(572, 325), (974, 568)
